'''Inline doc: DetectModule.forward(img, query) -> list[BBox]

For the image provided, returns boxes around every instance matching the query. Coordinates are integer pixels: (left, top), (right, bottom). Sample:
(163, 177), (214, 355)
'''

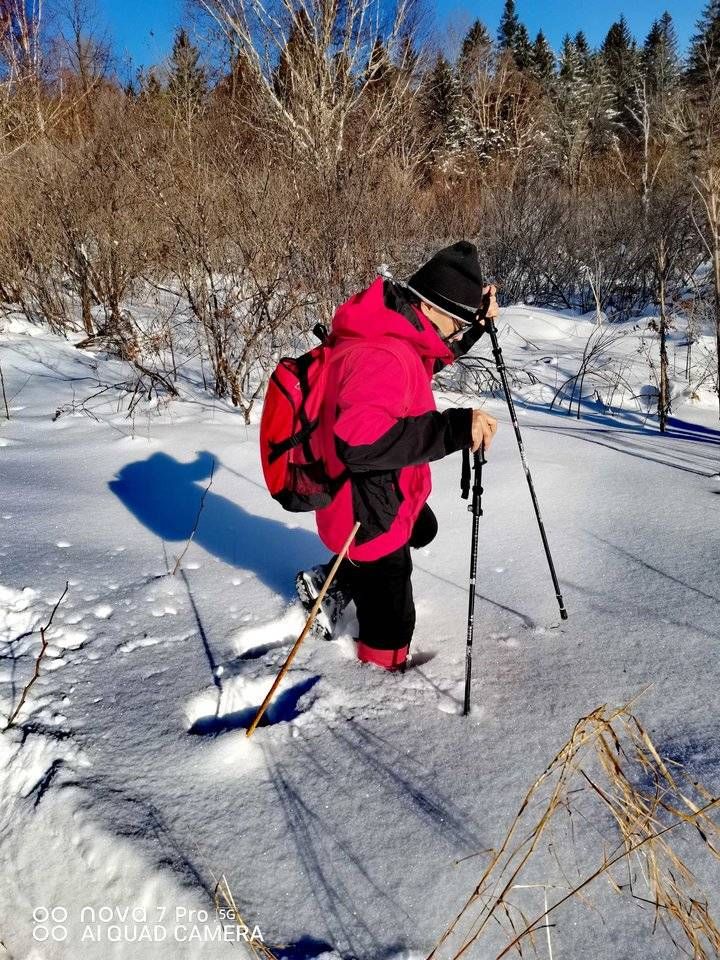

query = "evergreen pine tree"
(223, 49), (256, 105)
(601, 17), (641, 132)
(550, 34), (618, 184)
(167, 28), (208, 120)
(456, 21), (496, 162)
(643, 12), (680, 97)
(423, 53), (469, 174)
(513, 23), (533, 71)
(687, 0), (720, 86)
(497, 0), (521, 52)
(274, 9), (314, 105)
(458, 18), (491, 76)
(559, 35), (581, 82)
(398, 36), (420, 84)
(531, 30), (555, 85)
(574, 32), (593, 72)
(137, 68), (163, 102)
(359, 37), (398, 112)
(497, 0), (533, 71)
(601, 17), (635, 79)
(365, 36), (392, 90)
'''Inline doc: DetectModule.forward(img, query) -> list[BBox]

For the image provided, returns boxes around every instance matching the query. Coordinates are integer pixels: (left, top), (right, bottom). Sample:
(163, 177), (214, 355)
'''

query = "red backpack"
(260, 329), (345, 512)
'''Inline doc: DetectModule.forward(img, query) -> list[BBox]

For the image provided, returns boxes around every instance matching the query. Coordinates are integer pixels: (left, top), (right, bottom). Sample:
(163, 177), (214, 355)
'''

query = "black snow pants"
(337, 503), (438, 652)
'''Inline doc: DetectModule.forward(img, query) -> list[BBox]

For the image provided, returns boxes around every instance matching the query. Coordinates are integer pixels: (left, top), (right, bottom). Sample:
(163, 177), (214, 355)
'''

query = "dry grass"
(213, 873), (278, 960)
(428, 698), (720, 960)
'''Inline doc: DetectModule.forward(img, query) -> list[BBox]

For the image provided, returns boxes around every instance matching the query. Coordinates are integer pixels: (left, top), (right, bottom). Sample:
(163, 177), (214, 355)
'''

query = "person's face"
(419, 300), (464, 339)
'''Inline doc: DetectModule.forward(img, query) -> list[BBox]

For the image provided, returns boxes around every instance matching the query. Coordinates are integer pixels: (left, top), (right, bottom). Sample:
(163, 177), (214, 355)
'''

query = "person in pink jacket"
(296, 241), (499, 670)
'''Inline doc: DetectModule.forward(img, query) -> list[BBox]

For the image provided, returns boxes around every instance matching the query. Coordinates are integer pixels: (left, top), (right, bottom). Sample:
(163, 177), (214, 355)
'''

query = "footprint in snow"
(230, 606), (305, 659)
(181, 606), (323, 735)
(115, 629), (194, 655)
(43, 656), (67, 672)
(151, 606), (177, 617)
(186, 671), (321, 735)
(53, 629), (87, 650)
(117, 635), (163, 654)
(492, 632), (520, 648)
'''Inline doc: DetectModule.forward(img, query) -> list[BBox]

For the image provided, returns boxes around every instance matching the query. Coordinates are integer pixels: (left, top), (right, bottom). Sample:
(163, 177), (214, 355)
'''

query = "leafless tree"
(549, 323), (629, 419)
(642, 186), (699, 430)
(464, 48), (546, 179)
(679, 41), (720, 420)
(0, 0), (47, 156)
(614, 77), (693, 430)
(195, 0), (421, 174)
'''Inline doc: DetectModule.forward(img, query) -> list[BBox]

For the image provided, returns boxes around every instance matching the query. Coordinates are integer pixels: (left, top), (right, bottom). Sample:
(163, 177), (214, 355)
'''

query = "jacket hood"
(330, 277), (454, 363)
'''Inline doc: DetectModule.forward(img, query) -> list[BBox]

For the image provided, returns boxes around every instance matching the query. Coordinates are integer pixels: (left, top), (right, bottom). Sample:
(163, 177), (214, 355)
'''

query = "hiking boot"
(295, 566), (352, 641)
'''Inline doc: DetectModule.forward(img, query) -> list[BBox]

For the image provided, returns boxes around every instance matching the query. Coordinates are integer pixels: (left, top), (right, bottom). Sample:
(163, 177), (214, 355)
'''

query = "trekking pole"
(461, 444), (485, 717)
(246, 521), (360, 738)
(485, 315), (568, 621)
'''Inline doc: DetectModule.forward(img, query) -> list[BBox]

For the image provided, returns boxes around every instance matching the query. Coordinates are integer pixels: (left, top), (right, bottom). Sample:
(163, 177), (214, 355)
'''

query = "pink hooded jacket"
(315, 278), (475, 562)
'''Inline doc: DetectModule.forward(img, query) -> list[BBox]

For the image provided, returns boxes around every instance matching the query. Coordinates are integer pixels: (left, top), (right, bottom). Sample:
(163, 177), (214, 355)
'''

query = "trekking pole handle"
(470, 447), (485, 515)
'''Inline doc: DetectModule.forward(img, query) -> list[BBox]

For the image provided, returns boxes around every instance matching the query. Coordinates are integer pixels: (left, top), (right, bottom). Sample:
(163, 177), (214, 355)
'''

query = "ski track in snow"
(1, 306), (719, 958)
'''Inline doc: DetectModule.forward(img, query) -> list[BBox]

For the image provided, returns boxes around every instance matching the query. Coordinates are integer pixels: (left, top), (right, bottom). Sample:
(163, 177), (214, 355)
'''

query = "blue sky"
(100, 0), (704, 71)
(100, 0), (183, 73)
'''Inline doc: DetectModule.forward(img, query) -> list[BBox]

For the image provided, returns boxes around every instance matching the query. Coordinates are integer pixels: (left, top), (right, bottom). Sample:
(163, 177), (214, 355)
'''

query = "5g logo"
(32, 906), (68, 942)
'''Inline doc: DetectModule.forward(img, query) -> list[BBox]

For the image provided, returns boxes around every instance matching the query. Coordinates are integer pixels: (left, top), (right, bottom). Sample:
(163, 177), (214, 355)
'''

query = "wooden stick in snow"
(246, 522), (360, 738)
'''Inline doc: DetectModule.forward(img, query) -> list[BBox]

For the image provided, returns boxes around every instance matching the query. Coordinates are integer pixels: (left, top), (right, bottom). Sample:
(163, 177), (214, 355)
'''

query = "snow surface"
(1, 306), (719, 959)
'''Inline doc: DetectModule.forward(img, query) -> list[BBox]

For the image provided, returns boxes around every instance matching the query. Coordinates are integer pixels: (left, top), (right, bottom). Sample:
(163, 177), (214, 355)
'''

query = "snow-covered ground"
(1, 306), (719, 960)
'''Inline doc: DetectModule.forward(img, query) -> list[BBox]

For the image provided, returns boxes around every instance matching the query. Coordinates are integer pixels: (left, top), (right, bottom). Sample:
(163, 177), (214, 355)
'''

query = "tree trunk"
(77, 244), (94, 336)
(702, 180), (720, 421)
(0, 361), (9, 419)
(658, 267), (670, 433)
(80, 271), (94, 336)
(714, 233), (720, 421)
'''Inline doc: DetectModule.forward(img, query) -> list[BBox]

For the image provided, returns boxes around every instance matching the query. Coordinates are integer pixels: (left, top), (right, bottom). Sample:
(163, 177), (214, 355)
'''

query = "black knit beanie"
(406, 241), (484, 325)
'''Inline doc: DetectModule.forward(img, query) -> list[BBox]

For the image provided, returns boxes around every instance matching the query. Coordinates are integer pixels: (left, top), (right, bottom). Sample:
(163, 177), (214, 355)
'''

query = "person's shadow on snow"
(108, 450), (322, 598)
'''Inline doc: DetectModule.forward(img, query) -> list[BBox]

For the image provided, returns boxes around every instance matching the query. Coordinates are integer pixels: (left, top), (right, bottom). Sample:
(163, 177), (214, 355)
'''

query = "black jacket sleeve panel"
(432, 325), (486, 374)
(336, 407), (474, 473)
(451, 323), (486, 359)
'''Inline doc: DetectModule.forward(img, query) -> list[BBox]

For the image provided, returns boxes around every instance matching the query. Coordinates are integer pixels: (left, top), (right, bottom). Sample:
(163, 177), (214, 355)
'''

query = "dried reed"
(213, 873), (278, 960)
(428, 700), (720, 960)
